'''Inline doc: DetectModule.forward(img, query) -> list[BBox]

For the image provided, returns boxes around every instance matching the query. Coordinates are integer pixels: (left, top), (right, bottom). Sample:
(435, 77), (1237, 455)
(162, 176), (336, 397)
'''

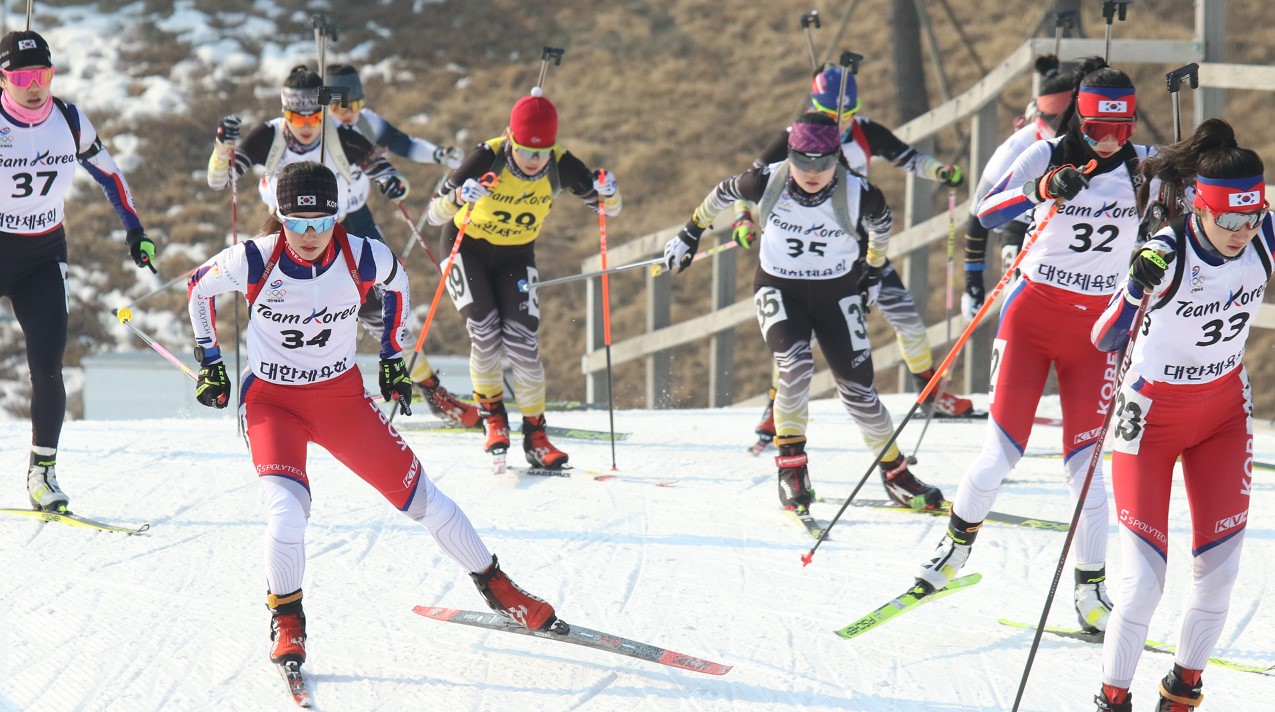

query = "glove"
(937, 164), (964, 188)
(195, 362), (230, 409)
(731, 208), (757, 249)
(379, 175), (410, 202)
(961, 268), (986, 321)
(857, 263), (884, 308)
(458, 177), (490, 204)
(433, 145), (464, 169)
(1035, 165), (1088, 202)
(662, 222), (703, 274)
(379, 357), (414, 416)
(593, 169), (618, 197)
(1128, 247), (1174, 295)
(126, 229), (156, 271)
(216, 115), (240, 144)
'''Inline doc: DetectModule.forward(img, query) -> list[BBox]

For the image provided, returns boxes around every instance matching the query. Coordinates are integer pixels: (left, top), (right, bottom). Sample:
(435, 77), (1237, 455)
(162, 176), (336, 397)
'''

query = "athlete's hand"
(662, 222), (703, 274)
(126, 229), (157, 272)
(458, 178), (490, 204)
(196, 362), (230, 409)
(434, 145), (464, 169)
(1128, 247), (1174, 295)
(937, 164), (964, 188)
(732, 208), (757, 249)
(858, 263), (884, 309)
(379, 175), (410, 203)
(962, 268), (986, 321)
(592, 169), (618, 197)
(1036, 165), (1088, 202)
(217, 115), (240, 144)
(379, 358), (413, 416)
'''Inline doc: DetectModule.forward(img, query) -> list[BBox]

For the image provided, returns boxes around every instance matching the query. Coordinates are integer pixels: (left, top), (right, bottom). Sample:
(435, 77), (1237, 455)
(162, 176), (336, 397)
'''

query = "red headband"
(1194, 175), (1266, 213)
(1076, 86), (1136, 120)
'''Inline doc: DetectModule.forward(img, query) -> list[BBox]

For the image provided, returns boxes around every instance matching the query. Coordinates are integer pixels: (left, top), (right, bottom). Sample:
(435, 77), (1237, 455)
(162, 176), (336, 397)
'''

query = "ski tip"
(412, 605), (462, 621)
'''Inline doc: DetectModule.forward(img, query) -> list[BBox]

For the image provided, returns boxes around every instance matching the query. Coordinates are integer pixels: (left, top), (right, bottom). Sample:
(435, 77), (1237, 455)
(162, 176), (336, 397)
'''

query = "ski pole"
(228, 135), (243, 440)
(1052, 11), (1077, 59)
(113, 308), (198, 381)
(833, 50), (863, 134)
(519, 256), (664, 293)
(399, 171), (498, 420)
(907, 189), (958, 464)
(1166, 63), (1199, 149)
(649, 240), (739, 277)
(799, 10), (822, 71)
(1009, 292), (1151, 712)
(596, 170), (619, 471)
(396, 203), (442, 272)
(801, 162), (1094, 565)
(117, 266), (198, 313)
(536, 47), (565, 91)
(1101, 0), (1131, 63)
(24, 0), (31, 30)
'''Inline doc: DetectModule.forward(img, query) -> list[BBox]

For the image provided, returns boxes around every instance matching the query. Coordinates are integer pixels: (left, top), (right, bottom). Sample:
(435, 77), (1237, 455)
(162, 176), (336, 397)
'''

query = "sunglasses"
(2, 66), (54, 89)
(277, 211), (337, 234)
(328, 98), (364, 113)
(1212, 203), (1268, 231)
(507, 135), (553, 161)
(284, 110), (324, 128)
(788, 150), (838, 173)
(1080, 119), (1136, 147)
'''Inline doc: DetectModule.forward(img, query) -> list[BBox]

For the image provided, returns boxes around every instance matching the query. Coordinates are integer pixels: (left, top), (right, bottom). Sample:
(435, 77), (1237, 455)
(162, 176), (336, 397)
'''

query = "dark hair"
(1054, 57), (1134, 135)
(1034, 54), (1075, 96)
(326, 63), (358, 77)
(284, 64), (322, 89)
(259, 214), (283, 236)
(1136, 118), (1264, 212)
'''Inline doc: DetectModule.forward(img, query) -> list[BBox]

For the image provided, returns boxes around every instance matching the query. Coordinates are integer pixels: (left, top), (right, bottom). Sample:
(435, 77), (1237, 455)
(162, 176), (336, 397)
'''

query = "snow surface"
(1, 395), (1272, 711)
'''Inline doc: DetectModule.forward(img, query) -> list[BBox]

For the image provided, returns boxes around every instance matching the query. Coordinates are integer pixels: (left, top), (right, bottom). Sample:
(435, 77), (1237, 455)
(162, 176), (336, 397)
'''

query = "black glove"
(196, 362), (230, 409)
(379, 358), (413, 416)
(857, 263), (884, 310)
(1035, 165), (1088, 202)
(126, 229), (157, 272)
(1128, 248), (1174, 295)
(962, 268), (986, 320)
(662, 221), (704, 274)
(379, 175), (409, 202)
(217, 115), (240, 144)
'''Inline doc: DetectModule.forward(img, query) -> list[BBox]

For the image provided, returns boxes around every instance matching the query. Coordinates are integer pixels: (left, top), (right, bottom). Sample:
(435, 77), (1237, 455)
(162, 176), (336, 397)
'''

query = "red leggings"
(243, 368), (422, 510)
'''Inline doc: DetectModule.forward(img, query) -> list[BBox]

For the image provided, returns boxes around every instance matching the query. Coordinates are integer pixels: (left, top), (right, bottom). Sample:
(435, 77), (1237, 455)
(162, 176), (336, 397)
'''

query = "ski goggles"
(810, 95), (860, 122)
(1211, 204), (1268, 231)
(1079, 119), (1136, 147)
(507, 135), (554, 161)
(283, 110), (324, 128)
(277, 211), (338, 234)
(328, 98), (364, 114)
(1, 66), (54, 89)
(788, 149), (838, 173)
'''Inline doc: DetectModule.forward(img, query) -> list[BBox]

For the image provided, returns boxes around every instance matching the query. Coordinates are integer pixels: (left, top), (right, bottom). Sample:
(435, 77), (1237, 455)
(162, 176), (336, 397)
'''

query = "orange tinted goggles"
(284, 110), (324, 128)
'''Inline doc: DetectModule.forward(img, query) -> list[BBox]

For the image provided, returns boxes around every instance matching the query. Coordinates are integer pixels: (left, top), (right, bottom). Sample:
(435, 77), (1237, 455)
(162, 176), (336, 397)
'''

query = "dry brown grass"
(18, 0), (1275, 418)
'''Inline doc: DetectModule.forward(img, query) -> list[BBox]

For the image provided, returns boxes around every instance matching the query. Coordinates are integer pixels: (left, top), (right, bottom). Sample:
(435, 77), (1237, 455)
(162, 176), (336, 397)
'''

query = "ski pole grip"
(839, 50), (863, 74)
(1165, 63), (1200, 93)
(1102, 0), (1132, 23)
(800, 10), (820, 29)
(541, 47), (564, 65)
(479, 171), (498, 189)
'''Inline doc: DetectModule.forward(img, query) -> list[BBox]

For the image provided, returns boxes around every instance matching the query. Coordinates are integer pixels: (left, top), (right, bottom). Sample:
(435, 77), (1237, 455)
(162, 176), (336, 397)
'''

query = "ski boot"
(915, 368), (975, 417)
(1157, 666), (1203, 711)
(479, 395), (511, 473)
(523, 415), (569, 469)
(471, 554), (559, 632)
(27, 448), (68, 513)
(417, 374), (481, 427)
(880, 455), (944, 510)
(1095, 686), (1132, 712)
(1074, 564), (1114, 633)
(775, 435), (814, 511)
(268, 589), (307, 665)
(916, 512), (980, 593)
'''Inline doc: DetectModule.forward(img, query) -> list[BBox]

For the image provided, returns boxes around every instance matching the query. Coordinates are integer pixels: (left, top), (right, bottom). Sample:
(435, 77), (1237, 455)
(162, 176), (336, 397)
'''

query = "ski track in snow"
(1, 395), (1272, 710)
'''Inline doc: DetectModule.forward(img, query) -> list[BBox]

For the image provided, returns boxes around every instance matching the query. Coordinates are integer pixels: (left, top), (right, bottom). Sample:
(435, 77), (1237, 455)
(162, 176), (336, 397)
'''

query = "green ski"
(836, 573), (982, 639)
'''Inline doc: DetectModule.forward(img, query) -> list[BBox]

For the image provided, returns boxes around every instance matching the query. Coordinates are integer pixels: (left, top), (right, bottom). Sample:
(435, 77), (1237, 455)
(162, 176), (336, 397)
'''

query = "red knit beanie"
(509, 87), (558, 148)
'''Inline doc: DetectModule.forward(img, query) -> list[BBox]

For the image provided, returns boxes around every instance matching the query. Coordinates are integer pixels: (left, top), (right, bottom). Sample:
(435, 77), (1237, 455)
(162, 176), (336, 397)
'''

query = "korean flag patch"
(17, 39), (37, 51)
(1229, 190), (1262, 208)
(297, 195), (317, 206)
(1098, 100), (1128, 114)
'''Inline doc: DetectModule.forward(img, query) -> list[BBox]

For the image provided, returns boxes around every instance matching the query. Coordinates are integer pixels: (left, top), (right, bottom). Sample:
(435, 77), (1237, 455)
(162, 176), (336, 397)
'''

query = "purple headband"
(788, 121), (841, 155)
